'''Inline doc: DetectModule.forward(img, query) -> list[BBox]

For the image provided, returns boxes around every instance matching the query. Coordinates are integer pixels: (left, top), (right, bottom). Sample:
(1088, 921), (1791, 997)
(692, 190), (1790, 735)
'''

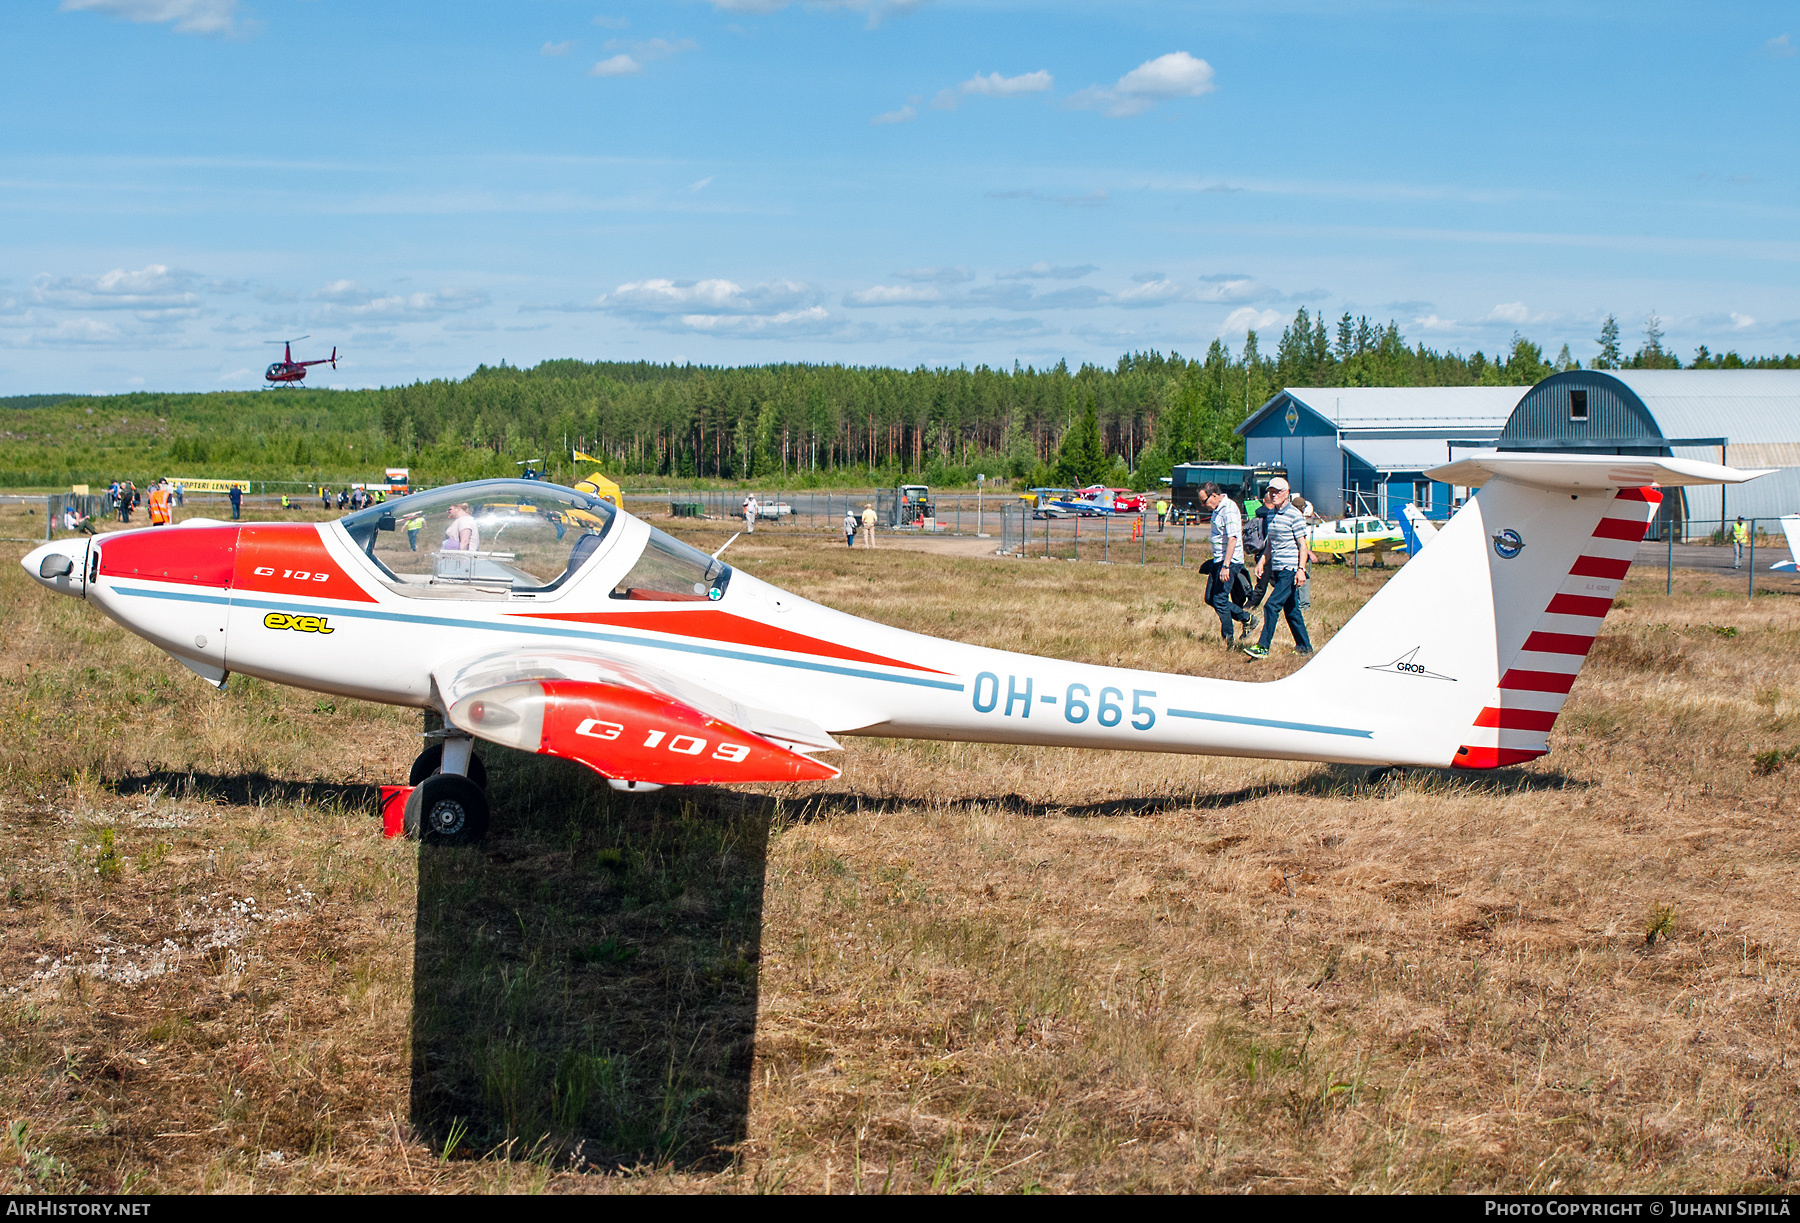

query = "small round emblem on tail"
(1491, 528), (1525, 559)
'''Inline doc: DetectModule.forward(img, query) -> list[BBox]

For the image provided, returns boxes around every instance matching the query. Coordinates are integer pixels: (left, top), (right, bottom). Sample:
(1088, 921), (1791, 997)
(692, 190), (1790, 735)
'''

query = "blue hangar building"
(1235, 386), (1529, 522)
(1238, 372), (1800, 537)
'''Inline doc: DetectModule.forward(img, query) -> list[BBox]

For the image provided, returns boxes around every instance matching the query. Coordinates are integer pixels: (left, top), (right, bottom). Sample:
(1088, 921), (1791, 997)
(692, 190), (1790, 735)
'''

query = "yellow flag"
(572, 449), (599, 464)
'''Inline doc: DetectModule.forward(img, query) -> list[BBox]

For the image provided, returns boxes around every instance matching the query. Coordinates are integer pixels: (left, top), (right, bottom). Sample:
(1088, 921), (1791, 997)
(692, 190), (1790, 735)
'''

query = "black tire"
(403, 773), (490, 846)
(409, 743), (488, 789)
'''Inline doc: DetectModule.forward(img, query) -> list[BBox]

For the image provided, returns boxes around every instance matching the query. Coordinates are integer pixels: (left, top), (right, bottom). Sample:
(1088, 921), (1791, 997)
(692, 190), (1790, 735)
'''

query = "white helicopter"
(22, 454), (1765, 844)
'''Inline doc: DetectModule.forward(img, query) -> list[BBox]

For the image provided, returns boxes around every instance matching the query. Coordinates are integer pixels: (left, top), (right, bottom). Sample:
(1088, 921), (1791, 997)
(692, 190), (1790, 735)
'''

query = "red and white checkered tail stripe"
(1453, 486), (1659, 769)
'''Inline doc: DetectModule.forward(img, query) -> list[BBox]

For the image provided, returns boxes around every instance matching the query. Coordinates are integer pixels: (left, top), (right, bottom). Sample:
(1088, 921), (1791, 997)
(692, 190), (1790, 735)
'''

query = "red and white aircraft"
(21, 455), (1765, 844)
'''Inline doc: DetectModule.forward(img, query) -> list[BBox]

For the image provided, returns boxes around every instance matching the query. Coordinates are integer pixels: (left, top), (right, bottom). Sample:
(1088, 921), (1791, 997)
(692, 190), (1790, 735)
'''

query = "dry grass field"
(3, 504), (1800, 1193)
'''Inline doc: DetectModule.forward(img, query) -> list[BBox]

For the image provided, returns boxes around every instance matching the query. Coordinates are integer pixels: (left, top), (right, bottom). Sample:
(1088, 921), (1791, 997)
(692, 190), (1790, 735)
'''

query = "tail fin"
(1289, 454), (1769, 770)
(1774, 515), (1800, 572)
(1398, 503), (1438, 554)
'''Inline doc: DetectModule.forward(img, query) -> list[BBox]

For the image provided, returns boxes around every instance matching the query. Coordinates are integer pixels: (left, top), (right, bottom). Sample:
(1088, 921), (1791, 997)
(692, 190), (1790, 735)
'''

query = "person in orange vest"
(147, 481), (173, 526)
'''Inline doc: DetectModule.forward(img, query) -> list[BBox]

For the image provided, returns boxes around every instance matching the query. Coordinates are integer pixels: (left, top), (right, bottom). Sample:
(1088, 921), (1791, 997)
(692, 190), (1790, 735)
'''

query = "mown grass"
(1, 513), (1798, 1192)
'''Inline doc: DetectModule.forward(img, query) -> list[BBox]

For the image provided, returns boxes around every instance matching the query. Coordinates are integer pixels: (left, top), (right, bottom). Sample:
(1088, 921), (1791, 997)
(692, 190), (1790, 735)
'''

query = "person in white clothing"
(1200, 482), (1255, 645)
(743, 495), (758, 534)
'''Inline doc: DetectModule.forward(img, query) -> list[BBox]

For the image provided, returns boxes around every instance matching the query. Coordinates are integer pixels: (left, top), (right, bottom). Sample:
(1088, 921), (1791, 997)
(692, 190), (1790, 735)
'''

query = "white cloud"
(591, 37), (695, 76)
(964, 69), (1052, 97)
(59, 0), (240, 36)
(597, 278), (814, 317)
(933, 69), (1053, 110)
(541, 40), (573, 56)
(1068, 51), (1216, 119)
(1486, 301), (1533, 324)
(872, 105), (916, 125)
(998, 262), (1097, 280)
(844, 284), (940, 307)
(1112, 278), (1188, 308)
(1731, 311), (1757, 329)
(32, 264), (201, 311)
(590, 277), (830, 336)
(24, 318), (127, 346)
(1220, 307), (1285, 335)
(676, 306), (832, 336)
(590, 54), (641, 76)
(591, 14), (631, 29)
(1761, 33), (1795, 57)
(1413, 313), (1458, 332)
(686, 176), (714, 192)
(1196, 276), (1267, 303)
(892, 266), (971, 284)
(310, 282), (488, 322)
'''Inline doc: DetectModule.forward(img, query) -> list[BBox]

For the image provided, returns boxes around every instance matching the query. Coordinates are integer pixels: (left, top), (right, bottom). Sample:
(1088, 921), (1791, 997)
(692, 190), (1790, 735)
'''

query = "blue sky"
(3, 0), (1797, 394)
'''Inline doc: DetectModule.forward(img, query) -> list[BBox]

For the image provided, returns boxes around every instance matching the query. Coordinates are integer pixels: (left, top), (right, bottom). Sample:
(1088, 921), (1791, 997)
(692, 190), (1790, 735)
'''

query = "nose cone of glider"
(22, 539), (88, 598)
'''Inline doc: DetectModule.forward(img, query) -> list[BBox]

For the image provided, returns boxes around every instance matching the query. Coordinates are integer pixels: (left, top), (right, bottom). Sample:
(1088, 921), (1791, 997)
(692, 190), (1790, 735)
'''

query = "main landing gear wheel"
(409, 743), (488, 789)
(404, 773), (490, 846)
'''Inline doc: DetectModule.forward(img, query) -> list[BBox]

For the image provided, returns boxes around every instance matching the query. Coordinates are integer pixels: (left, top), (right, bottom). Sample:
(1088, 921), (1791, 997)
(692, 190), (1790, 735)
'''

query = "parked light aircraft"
(21, 454), (1766, 845)
(1309, 513), (1407, 564)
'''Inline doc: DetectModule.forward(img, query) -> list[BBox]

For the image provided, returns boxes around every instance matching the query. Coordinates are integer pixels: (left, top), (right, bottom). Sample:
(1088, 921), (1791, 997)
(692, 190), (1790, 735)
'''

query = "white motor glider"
(21, 454), (1767, 844)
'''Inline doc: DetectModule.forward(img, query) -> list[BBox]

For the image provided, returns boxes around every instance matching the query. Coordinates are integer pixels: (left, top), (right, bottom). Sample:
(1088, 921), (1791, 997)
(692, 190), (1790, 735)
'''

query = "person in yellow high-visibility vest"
(1733, 516), (1749, 569)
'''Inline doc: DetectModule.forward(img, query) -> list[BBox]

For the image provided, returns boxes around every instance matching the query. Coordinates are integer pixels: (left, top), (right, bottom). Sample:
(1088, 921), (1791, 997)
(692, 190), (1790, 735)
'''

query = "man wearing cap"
(1243, 476), (1313, 659)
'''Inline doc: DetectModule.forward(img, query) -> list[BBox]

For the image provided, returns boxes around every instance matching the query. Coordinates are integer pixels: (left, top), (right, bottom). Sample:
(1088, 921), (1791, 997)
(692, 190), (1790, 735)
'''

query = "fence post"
(1180, 520), (1187, 567)
(1667, 526), (1674, 595)
(1103, 514), (1109, 564)
(45, 495), (53, 541)
(1141, 516), (1146, 565)
(1749, 520), (1756, 599)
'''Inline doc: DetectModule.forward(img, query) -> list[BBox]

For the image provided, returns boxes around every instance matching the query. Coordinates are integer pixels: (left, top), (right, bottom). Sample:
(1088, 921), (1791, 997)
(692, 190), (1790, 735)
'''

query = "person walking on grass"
(842, 508), (858, 548)
(1199, 482), (1255, 646)
(743, 494), (758, 534)
(1156, 498), (1168, 532)
(861, 503), (876, 547)
(1734, 516), (1748, 569)
(1243, 476), (1313, 660)
(1243, 490), (1273, 611)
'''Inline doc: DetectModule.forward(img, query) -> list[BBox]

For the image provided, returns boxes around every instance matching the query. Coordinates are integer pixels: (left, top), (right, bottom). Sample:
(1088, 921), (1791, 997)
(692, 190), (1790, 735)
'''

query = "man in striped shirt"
(1243, 476), (1314, 659)
(1200, 482), (1256, 646)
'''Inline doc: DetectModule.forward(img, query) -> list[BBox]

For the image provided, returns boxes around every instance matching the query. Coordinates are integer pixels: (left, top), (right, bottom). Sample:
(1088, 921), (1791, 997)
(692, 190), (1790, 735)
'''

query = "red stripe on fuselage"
(1499, 669), (1579, 694)
(96, 524), (238, 587)
(509, 608), (950, 675)
(1546, 593), (1613, 618)
(1473, 706), (1559, 731)
(232, 524), (378, 603)
(1453, 745), (1549, 769)
(1569, 555), (1632, 580)
(1592, 516), (1651, 541)
(1521, 631), (1597, 656)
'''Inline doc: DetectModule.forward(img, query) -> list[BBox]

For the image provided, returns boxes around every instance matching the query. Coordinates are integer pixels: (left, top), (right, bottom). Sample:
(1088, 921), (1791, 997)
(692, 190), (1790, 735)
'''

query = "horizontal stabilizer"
(1428, 452), (1772, 491)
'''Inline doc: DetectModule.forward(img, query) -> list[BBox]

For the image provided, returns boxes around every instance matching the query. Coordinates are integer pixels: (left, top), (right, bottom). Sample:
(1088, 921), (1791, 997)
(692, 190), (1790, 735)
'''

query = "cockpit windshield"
(341, 480), (617, 599)
(611, 529), (732, 602)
